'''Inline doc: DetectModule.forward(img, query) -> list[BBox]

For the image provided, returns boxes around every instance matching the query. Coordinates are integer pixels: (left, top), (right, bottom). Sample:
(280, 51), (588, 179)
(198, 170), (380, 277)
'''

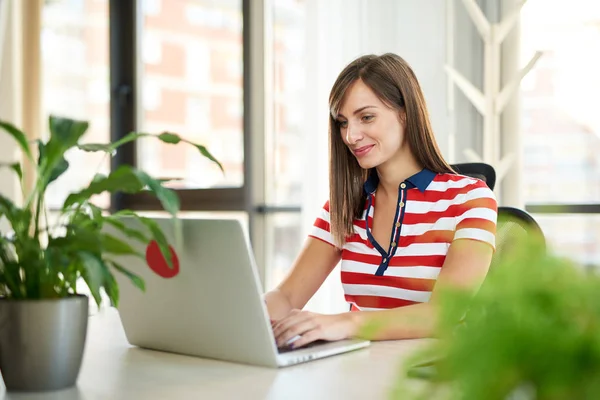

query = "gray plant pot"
(0, 295), (89, 392)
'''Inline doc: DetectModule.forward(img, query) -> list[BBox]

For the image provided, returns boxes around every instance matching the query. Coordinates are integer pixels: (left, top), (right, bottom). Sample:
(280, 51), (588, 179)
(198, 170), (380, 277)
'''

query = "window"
(263, 0), (307, 291)
(521, 0), (600, 267)
(137, 0), (244, 189)
(529, 214), (600, 269)
(37, 0), (309, 292)
(41, 0), (110, 209)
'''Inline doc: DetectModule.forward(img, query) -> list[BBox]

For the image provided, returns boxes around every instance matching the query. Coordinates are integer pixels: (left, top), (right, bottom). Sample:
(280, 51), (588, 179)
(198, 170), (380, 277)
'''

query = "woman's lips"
(353, 145), (374, 157)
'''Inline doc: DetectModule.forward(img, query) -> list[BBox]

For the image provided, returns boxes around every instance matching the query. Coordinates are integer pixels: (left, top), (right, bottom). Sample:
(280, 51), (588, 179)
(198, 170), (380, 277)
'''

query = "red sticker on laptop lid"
(145, 240), (180, 278)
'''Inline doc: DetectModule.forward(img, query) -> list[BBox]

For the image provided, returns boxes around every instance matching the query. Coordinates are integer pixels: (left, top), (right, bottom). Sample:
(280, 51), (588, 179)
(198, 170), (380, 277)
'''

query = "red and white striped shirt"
(309, 168), (497, 311)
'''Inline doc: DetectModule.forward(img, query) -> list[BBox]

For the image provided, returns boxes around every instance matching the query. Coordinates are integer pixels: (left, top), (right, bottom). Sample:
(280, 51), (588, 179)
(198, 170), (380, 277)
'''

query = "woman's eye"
(338, 120), (348, 128)
(362, 115), (374, 122)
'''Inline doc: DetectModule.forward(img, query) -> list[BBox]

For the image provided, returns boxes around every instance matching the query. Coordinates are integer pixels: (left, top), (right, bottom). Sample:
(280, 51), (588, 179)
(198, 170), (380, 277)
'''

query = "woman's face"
(336, 79), (407, 170)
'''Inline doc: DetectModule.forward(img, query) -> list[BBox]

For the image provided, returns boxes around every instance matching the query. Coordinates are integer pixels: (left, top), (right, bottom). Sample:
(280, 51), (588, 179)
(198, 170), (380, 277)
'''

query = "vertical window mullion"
(244, 0), (272, 286)
(109, 0), (137, 212)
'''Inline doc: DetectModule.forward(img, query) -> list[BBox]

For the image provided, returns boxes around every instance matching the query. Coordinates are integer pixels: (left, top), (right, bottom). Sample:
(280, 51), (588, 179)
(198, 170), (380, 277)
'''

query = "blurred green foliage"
(395, 236), (600, 400)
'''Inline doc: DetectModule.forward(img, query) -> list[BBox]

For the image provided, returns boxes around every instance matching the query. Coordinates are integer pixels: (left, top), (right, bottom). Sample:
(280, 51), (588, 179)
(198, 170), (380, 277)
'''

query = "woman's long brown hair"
(328, 53), (454, 247)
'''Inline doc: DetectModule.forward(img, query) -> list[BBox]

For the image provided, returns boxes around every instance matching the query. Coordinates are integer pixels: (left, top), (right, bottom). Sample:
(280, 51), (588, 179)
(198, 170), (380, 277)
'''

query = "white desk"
(0, 308), (430, 400)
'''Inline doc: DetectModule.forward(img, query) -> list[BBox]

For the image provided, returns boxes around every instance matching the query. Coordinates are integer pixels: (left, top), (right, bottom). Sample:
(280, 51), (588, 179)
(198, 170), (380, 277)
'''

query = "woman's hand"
(272, 309), (357, 348)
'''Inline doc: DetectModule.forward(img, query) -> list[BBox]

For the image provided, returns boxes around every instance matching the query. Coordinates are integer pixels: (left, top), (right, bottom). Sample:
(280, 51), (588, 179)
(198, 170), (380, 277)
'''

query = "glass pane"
(531, 214), (600, 269)
(263, 0), (308, 291)
(42, 0), (110, 209)
(264, 213), (304, 291)
(137, 0), (244, 189)
(270, 0), (306, 205)
(521, 1), (600, 203)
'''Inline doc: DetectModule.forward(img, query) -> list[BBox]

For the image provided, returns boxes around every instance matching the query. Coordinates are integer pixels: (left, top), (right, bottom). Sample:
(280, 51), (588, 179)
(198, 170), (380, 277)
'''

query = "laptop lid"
(104, 216), (281, 367)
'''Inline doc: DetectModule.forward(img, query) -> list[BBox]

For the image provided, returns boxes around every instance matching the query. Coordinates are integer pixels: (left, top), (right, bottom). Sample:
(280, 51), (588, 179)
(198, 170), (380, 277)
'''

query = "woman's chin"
(355, 156), (378, 170)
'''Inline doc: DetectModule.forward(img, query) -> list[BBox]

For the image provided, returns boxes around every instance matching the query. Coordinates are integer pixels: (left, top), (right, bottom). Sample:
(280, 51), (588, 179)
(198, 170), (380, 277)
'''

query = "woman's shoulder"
(431, 172), (492, 193)
(422, 172), (496, 206)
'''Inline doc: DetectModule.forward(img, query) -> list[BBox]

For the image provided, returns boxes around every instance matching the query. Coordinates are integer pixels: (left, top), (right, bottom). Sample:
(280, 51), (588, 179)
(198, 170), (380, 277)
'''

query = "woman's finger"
(290, 327), (322, 348)
(273, 315), (304, 338)
(273, 311), (311, 337)
(271, 309), (298, 331)
(276, 318), (317, 347)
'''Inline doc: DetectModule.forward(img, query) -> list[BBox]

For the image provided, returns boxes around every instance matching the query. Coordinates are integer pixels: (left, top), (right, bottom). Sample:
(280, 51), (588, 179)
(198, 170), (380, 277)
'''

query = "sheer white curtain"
(299, 0), (451, 314)
(0, 0), (22, 215)
(0, 0), (6, 80)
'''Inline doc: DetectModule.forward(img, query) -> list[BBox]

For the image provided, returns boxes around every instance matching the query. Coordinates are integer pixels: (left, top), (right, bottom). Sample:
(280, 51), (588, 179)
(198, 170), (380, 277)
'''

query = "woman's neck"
(375, 151), (422, 197)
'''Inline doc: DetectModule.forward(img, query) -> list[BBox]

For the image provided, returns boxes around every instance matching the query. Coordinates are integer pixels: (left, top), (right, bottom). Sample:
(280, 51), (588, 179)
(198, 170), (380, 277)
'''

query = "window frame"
(109, 0), (249, 213)
(525, 204), (600, 215)
(512, 0), (600, 224)
(107, 0), (302, 285)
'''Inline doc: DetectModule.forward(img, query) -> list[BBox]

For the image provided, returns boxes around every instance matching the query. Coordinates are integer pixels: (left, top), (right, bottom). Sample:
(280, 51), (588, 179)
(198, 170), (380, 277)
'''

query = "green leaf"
(101, 233), (143, 258)
(109, 260), (145, 292)
(0, 120), (33, 161)
(43, 246), (71, 272)
(49, 227), (102, 256)
(63, 166), (180, 218)
(187, 142), (224, 172)
(158, 132), (182, 144)
(156, 177), (184, 184)
(77, 132), (150, 153)
(90, 173), (108, 184)
(0, 162), (23, 182)
(135, 170), (180, 216)
(0, 194), (17, 219)
(103, 267), (119, 307)
(78, 251), (106, 307)
(40, 116), (88, 186)
(0, 242), (21, 298)
(76, 143), (111, 152)
(77, 130), (224, 173)
(48, 115), (89, 145)
(37, 140), (69, 185)
(62, 165), (144, 209)
(112, 211), (173, 269)
(158, 132), (223, 172)
(88, 203), (104, 220)
(102, 216), (150, 244)
(0, 193), (31, 234)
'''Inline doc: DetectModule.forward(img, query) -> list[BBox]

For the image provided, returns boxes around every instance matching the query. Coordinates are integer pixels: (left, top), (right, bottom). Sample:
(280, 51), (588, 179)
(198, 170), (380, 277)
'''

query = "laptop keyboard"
(277, 339), (329, 354)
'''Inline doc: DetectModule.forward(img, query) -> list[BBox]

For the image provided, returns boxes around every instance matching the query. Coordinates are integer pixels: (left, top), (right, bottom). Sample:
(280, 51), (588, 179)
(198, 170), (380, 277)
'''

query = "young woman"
(265, 53), (497, 349)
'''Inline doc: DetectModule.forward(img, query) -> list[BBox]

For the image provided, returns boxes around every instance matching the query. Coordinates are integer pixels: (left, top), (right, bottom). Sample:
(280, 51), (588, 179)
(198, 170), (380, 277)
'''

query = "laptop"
(104, 216), (370, 368)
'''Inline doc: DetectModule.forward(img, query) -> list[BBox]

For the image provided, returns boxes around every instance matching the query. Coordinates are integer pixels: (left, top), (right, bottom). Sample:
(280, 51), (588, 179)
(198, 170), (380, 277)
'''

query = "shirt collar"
(363, 168), (436, 194)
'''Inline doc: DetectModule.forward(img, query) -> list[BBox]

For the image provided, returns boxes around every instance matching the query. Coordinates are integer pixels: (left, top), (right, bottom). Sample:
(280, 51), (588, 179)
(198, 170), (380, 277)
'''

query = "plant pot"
(0, 294), (89, 392)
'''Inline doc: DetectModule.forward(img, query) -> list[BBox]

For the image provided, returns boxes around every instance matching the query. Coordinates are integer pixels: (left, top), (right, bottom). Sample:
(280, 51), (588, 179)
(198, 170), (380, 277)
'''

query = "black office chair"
(451, 162), (496, 191)
(406, 206), (546, 380)
(491, 206), (546, 269)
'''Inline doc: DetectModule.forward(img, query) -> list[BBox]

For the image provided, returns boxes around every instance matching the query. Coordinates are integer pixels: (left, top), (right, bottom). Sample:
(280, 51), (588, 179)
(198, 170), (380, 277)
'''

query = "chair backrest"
(451, 162), (496, 191)
(491, 206), (546, 268)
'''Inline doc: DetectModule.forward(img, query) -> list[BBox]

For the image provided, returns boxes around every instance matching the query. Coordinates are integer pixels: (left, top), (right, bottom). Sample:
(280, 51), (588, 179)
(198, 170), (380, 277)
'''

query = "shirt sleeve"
(453, 179), (498, 250)
(308, 200), (338, 248)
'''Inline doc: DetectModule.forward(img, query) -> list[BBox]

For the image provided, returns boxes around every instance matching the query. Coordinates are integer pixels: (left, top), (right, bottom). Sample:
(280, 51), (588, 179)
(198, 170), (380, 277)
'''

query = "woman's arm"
(273, 238), (493, 347)
(348, 239), (493, 340)
(264, 237), (342, 321)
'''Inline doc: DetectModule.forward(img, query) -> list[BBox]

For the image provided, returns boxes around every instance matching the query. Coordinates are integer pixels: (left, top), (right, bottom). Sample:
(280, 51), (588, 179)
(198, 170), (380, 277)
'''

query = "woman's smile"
(353, 144), (375, 157)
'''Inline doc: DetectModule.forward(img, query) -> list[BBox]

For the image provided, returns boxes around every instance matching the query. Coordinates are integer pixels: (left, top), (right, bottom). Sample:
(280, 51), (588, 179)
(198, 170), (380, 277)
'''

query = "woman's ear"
(398, 109), (407, 127)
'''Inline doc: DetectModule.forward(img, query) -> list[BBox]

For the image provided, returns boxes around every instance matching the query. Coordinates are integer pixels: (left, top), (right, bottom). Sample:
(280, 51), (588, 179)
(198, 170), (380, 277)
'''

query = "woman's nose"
(345, 123), (361, 144)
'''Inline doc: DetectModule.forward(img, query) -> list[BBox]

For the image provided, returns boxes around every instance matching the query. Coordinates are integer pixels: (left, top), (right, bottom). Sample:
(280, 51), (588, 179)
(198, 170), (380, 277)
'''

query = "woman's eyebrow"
(337, 105), (377, 118)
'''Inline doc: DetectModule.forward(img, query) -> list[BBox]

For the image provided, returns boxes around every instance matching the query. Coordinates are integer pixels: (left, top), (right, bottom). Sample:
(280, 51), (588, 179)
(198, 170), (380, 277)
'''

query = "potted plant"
(394, 236), (600, 400)
(0, 115), (222, 392)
